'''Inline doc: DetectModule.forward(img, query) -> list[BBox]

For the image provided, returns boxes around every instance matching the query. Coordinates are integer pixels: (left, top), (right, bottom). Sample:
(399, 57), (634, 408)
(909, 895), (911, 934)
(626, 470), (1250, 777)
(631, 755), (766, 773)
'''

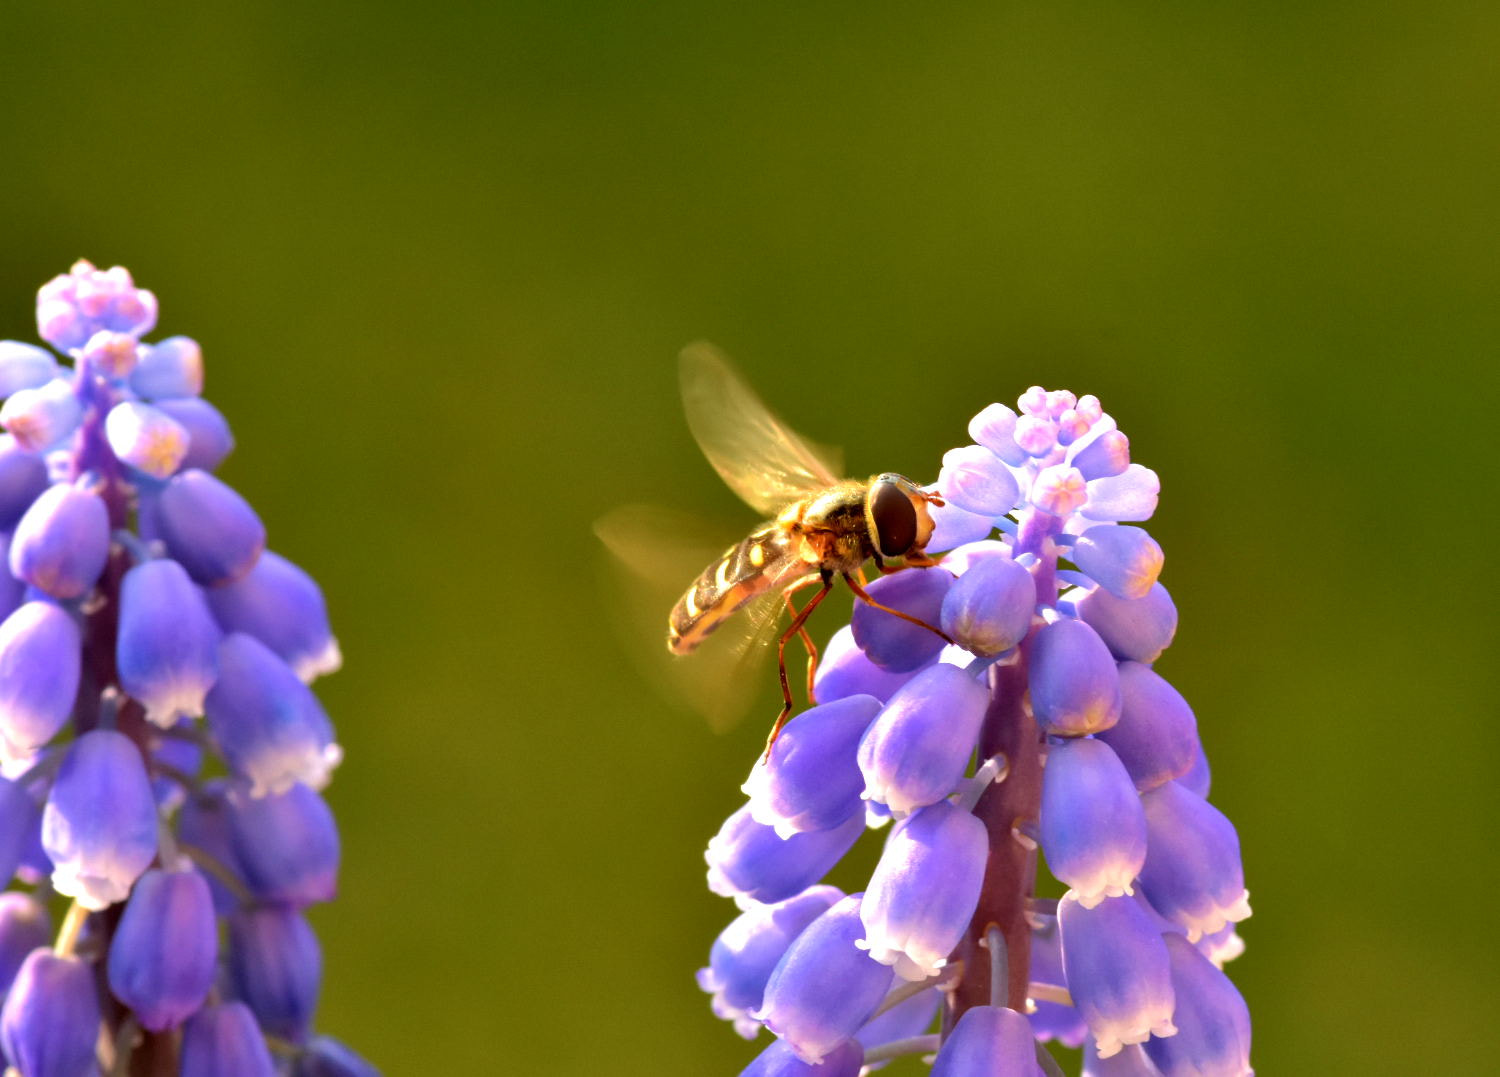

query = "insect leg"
(781, 577), (822, 704)
(766, 575), (835, 760)
(842, 570), (954, 645)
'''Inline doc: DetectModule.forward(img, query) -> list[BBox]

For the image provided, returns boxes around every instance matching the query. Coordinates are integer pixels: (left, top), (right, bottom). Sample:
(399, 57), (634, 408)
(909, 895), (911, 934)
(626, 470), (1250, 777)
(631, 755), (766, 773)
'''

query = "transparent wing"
(680, 342), (844, 517)
(595, 504), (810, 732)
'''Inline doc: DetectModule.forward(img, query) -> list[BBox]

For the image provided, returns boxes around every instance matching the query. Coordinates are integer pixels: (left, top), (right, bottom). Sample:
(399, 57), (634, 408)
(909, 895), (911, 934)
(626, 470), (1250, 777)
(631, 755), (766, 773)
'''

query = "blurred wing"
(594, 504), (800, 733)
(680, 342), (844, 517)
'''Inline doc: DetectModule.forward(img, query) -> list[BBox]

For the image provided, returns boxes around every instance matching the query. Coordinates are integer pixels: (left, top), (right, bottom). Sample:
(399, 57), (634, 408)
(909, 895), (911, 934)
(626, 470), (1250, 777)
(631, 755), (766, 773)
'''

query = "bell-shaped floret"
(206, 552), (341, 682)
(180, 1002), (276, 1077)
(1195, 924), (1244, 969)
(925, 487), (996, 552)
(859, 801), (988, 981)
(155, 469), (265, 585)
(813, 626), (920, 705)
(1083, 1041), (1165, 1075)
(1141, 934), (1252, 1076)
(858, 664), (988, 815)
(940, 555), (1034, 657)
(854, 987), (939, 1065)
(1027, 921), (1087, 1048)
(756, 894), (895, 1064)
(938, 445), (1020, 517)
(1068, 427), (1130, 481)
(117, 559), (221, 727)
(228, 782), (340, 906)
(745, 695), (881, 837)
(1029, 618), (1121, 736)
(1137, 783), (1251, 942)
(227, 906), (321, 1043)
(42, 729), (159, 909)
(294, 1036), (381, 1077)
(0, 378), (82, 453)
(1029, 465), (1089, 518)
(106, 867), (218, 1030)
(0, 949), (101, 1077)
(0, 436), (49, 529)
(130, 336), (204, 400)
(1058, 892), (1177, 1059)
(105, 401), (190, 480)
(1040, 737), (1147, 908)
(0, 777), (40, 887)
(1071, 526), (1163, 601)
(1080, 465), (1159, 523)
(1097, 664), (1198, 792)
(706, 804), (864, 909)
(0, 602), (80, 765)
(0, 893), (49, 1000)
(205, 633), (341, 796)
(0, 539), (21, 624)
(176, 780), (246, 914)
(36, 260), (157, 350)
(9, 483), (109, 599)
(697, 885), (844, 1038)
(1178, 743), (1211, 799)
(0, 342), (58, 397)
(850, 568), (954, 673)
(1074, 582), (1177, 664)
(968, 403), (1026, 466)
(929, 1005), (1044, 1077)
(739, 1037), (865, 1077)
(79, 330), (142, 379)
(155, 398), (235, 472)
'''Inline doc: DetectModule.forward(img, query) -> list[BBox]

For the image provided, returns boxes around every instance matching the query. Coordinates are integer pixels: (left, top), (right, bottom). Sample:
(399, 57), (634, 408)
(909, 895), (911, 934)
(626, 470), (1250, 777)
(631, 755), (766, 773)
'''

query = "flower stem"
(946, 647), (1042, 1025)
(861, 1034), (941, 1066)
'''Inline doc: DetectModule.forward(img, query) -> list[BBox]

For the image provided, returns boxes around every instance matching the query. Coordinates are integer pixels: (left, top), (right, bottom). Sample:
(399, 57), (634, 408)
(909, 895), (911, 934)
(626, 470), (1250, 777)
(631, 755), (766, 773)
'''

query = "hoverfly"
(664, 343), (952, 754)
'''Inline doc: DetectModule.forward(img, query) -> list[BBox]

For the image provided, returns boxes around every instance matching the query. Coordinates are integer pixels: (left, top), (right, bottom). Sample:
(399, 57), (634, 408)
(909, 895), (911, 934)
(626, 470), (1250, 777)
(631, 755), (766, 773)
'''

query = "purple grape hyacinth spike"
(694, 383), (1250, 1075)
(0, 262), (373, 1073)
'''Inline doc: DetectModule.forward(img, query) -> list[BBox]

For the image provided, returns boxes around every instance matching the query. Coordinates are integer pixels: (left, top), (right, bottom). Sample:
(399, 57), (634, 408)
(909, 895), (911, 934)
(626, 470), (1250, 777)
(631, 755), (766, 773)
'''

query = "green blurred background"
(2, 2), (1495, 1073)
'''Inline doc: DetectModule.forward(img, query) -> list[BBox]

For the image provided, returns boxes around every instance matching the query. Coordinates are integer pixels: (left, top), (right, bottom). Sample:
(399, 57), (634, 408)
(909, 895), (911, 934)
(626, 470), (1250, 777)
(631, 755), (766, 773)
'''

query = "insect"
(668, 343), (952, 755)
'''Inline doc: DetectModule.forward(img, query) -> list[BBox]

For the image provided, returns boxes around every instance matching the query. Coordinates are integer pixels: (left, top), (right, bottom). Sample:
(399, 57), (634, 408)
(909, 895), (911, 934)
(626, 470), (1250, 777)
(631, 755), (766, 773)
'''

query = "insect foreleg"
(766, 574), (835, 761)
(842, 570), (954, 645)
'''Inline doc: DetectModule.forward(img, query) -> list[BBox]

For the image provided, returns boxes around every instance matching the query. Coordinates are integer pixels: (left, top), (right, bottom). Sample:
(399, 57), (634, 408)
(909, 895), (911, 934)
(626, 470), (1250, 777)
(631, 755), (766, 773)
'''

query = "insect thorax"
(781, 481), (877, 574)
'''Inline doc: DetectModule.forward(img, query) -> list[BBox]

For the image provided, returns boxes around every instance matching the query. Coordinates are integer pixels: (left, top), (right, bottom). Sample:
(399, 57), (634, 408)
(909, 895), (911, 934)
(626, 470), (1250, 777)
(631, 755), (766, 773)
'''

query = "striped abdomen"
(667, 525), (800, 654)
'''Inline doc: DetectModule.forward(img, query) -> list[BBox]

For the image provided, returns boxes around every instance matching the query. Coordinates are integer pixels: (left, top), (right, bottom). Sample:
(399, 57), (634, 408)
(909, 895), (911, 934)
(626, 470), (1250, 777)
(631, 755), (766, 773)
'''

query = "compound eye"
(871, 479), (918, 558)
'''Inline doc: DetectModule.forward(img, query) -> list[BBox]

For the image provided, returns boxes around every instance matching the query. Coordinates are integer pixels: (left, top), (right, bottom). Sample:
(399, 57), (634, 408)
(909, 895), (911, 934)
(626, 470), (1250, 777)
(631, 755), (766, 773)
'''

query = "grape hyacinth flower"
(699, 386), (1251, 1074)
(0, 261), (375, 1074)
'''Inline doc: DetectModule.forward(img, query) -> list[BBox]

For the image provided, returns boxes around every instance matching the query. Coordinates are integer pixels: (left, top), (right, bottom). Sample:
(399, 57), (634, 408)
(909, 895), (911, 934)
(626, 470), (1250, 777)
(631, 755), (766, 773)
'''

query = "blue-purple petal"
(1074, 582), (1177, 665)
(746, 695), (881, 836)
(1029, 618), (1121, 736)
(117, 558), (221, 727)
(0, 950), (101, 1077)
(1040, 737), (1147, 907)
(180, 1002), (277, 1077)
(940, 555), (1034, 658)
(41, 729), (158, 909)
(707, 804), (864, 908)
(757, 894), (894, 1064)
(156, 469), (265, 586)
(8, 483), (109, 599)
(106, 868), (218, 1030)
(1097, 664), (1198, 792)
(850, 568), (954, 673)
(858, 664), (988, 815)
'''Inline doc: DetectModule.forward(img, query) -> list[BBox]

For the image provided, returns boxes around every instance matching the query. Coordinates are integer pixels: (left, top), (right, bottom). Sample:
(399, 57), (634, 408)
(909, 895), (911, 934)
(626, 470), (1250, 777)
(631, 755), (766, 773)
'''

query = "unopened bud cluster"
(0, 262), (375, 1075)
(701, 388), (1252, 1075)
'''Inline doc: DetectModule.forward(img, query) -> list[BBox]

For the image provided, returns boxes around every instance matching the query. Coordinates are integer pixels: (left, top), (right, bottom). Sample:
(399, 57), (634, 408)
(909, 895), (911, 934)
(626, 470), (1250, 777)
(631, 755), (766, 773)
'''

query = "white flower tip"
(51, 868), (128, 911)
(142, 688), (209, 729)
(294, 638), (343, 682)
